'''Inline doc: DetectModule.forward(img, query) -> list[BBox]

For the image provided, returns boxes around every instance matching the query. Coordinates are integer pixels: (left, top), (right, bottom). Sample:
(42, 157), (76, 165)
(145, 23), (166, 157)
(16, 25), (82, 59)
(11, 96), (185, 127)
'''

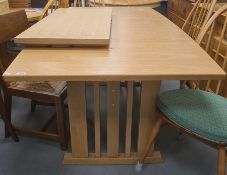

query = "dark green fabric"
(157, 89), (227, 143)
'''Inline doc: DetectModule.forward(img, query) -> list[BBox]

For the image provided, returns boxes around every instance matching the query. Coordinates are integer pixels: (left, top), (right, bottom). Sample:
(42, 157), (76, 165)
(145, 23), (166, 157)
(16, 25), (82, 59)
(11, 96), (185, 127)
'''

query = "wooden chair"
(0, 0), (9, 13)
(70, 0), (82, 7)
(39, 0), (69, 20)
(8, 0), (31, 8)
(182, 0), (217, 40)
(136, 4), (227, 175)
(180, 0), (217, 89)
(0, 9), (68, 150)
(0, 79), (18, 142)
(39, 0), (59, 20)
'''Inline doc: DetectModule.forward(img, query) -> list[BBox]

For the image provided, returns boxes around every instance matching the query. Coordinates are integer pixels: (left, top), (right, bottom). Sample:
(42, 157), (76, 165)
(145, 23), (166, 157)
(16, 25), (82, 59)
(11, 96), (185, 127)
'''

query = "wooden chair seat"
(9, 81), (66, 96)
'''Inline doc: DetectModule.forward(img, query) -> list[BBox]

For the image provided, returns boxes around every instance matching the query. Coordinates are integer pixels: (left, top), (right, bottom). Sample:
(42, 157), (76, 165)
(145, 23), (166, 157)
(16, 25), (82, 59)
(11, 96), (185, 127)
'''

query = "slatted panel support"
(125, 81), (133, 157)
(107, 81), (120, 157)
(67, 81), (88, 157)
(137, 81), (161, 155)
(94, 82), (101, 157)
(64, 81), (162, 164)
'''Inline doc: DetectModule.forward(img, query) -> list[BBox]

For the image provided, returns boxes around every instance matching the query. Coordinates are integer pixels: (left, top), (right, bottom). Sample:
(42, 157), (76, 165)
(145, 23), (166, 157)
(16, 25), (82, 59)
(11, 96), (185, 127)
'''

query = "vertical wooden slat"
(188, 0), (200, 36)
(221, 74), (227, 97)
(67, 81), (88, 158)
(107, 81), (120, 157)
(214, 17), (227, 61)
(125, 81), (133, 157)
(94, 82), (101, 157)
(205, 21), (215, 52)
(191, 0), (204, 39)
(216, 53), (227, 94)
(137, 81), (161, 155)
(194, 1), (209, 38)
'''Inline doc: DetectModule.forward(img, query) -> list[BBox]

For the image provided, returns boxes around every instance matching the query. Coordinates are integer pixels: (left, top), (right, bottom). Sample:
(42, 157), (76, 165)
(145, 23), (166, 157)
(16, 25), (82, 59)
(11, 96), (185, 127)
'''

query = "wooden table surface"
(89, 0), (160, 6)
(15, 7), (112, 46)
(3, 7), (226, 165)
(4, 7), (225, 81)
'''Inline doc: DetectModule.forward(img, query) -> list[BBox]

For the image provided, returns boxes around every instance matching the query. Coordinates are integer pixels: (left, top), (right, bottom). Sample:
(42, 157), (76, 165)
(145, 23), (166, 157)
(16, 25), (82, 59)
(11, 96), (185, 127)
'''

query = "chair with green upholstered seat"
(136, 4), (227, 175)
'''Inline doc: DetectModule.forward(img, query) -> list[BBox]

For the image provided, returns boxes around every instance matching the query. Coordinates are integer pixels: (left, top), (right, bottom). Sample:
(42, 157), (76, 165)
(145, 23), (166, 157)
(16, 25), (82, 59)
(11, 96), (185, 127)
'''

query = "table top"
(89, 0), (160, 6)
(3, 7), (225, 82)
(15, 7), (112, 46)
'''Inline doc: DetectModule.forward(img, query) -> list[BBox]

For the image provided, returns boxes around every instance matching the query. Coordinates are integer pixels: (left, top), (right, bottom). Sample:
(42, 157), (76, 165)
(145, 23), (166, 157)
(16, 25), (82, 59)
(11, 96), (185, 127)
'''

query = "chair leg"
(55, 98), (67, 150)
(31, 100), (36, 112)
(180, 80), (186, 89)
(4, 95), (12, 138)
(176, 131), (184, 141)
(1, 94), (18, 141)
(1, 114), (19, 142)
(217, 147), (226, 175)
(136, 117), (162, 171)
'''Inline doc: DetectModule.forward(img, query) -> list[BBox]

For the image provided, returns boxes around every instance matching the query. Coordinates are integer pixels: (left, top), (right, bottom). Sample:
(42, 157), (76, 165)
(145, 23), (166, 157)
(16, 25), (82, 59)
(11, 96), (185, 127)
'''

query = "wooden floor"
(89, 0), (161, 6)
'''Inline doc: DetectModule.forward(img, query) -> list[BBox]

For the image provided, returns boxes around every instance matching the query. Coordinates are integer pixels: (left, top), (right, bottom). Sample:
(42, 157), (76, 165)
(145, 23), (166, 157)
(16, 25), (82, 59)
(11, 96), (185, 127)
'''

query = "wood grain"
(125, 81), (133, 157)
(67, 81), (88, 157)
(8, 0), (31, 8)
(89, 0), (160, 6)
(0, 0), (9, 12)
(15, 7), (112, 46)
(5, 8), (42, 22)
(3, 7), (225, 82)
(25, 9), (42, 22)
(94, 82), (101, 157)
(63, 151), (162, 164)
(137, 81), (160, 154)
(218, 147), (226, 175)
(107, 81), (120, 157)
(0, 9), (28, 44)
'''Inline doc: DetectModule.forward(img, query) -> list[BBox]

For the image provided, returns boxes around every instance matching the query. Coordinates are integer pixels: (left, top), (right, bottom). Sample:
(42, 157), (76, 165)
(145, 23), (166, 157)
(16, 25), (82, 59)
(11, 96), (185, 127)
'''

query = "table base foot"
(63, 151), (163, 165)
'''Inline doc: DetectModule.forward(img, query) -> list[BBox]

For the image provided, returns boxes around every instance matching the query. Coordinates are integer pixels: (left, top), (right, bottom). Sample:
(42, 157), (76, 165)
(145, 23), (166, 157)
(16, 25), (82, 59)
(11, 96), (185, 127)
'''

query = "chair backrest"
(39, 0), (69, 20)
(195, 4), (227, 96)
(39, 0), (58, 20)
(86, 0), (105, 7)
(70, 0), (81, 6)
(0, 0), (9, 13)
(8, 0), (31, 8)
(182, 0), (217, 40)
(0, 10), (28, 44)
(0, 10), (28, 76)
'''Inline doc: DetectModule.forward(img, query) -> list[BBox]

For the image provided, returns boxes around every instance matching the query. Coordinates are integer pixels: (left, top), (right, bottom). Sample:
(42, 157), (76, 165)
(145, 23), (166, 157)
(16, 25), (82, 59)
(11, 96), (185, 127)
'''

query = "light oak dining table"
(3, 7), (226, 165)
(89, 0), (161, 7)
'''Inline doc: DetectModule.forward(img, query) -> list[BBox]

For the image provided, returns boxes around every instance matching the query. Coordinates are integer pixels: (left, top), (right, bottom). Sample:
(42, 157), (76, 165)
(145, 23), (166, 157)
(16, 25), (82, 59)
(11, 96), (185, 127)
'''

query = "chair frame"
(0, 10), (67, 150)
(138, 4), (227, 175)
(182, 0), (217, 40)
(3, 82), (68, 150)
(39, 0), (69, 20)
(180, 0), (217, 88)
(0, 81), (19, 142)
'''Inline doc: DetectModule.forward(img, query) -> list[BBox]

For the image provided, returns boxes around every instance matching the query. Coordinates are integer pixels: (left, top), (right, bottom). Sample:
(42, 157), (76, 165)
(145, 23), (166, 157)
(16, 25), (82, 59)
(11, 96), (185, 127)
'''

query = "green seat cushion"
(157, 89), (227, 143)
